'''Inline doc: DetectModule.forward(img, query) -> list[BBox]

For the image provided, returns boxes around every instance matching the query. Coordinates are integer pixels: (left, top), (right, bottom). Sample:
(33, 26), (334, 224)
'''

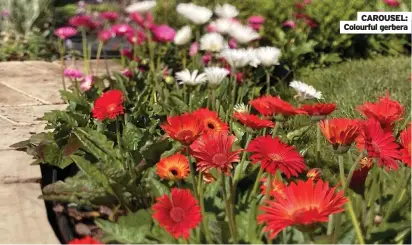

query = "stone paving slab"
(0, 83), (41, 107)
(0, 183), (59, 243)
(0, 150), (41, 183)
(0, 104), (67, 125)
(0, 124), (46, 150)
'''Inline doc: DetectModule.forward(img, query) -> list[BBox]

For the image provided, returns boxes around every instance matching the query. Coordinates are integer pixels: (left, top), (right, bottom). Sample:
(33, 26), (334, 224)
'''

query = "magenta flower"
(126, 31), (146, 45)
(228, 38), (237, 49)
(202, 53), (212, 65)
(80, 75), (94, 91)
(152, 25), (176, 42)
(248, 15), (265, 31)
(64, 68), (83, 79)
(120, 49), (133, 60)
(98, 30), (114, 43)
(189, 42), (199, 57)
(130, 12), (154, 29)
(122, 68), (133, 78)
(111, 24), (134, 37)
(100, 11), (119, 22)
(1, 9), (9, 17)
(69, 15), (97, 29)
(305, 17), (318, 28)
(282, 20), (296, 29)
(384, 0), (400, 7)
(55, 27), (77, 40)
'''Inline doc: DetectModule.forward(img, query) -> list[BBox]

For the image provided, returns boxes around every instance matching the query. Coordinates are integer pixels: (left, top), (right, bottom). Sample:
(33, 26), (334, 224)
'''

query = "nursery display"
(10, 0), (411, 244)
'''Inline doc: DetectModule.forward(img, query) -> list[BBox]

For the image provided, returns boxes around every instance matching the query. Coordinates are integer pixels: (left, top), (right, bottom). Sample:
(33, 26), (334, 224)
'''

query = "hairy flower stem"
(271, 122), (281, 139)
(58, 40), (66, 91)
(250, 166), (264, 201)
(221, 174), (238, 243)
(186, 146), (199, 198)
(81, 29), (89, 74)
(198, 173), (212, 243)
(233, 133), (253, 190)
(316, 122), (321, 161)
(95, 41), (103, 75)
(265, 69), (271, 95)
(116, 118), (125, 170)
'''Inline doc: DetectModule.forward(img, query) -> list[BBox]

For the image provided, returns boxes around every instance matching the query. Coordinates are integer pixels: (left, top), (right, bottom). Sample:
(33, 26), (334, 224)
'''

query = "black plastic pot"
(40, 163), (79, 244)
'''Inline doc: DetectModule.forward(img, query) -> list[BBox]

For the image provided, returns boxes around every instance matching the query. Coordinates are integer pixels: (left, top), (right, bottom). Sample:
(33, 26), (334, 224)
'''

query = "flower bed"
(13, 1), (411, 244)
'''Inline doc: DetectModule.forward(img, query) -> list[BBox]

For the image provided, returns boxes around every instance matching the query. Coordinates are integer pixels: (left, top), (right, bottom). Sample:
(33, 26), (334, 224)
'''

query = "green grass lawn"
(277, 55), (411, 180)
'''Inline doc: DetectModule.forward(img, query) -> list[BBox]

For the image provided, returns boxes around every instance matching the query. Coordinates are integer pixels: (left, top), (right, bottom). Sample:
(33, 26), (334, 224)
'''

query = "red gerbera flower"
(191, 108), (229, 133)
(152, 188), (202, 239)
(399, 125), (411, 167)
(258, 179), (347, 239)
(298, 103), (336, 121)
(161, 114), (204, 145)
(250, 96), (298, 117)
(190, 131), (242, 174)
(69, 236), (102, 244)
(357, 92), (404, 131)
(92, 90), (125, 121)
(247, 136), (306, 178)
(233, 112), (275, 129)
(319, 118), (360, 153)
(260, 177), (286, 198)
(357, 119), (401, 170)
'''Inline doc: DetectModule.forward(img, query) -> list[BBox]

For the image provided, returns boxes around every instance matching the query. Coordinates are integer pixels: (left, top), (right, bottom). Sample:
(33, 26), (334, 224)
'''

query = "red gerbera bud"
(247, 136), (306, 178)
(92, 90), (125, 121)
(259, 177), (286, 198)
(357, 92), (404, 131)
(258, 179), (347, 239)
(306, 168), (322, 181)
(191, 108), (229, 133)
(399, 125), (411, 167)
(190, 131), (242, 174)
(250, 96), (299, 117)
(319, 118), (360, 153)
(68, 236), (102, 244)
(357, 119), (401, 170)
(152, 188), (202, 239)
(161, 114), (204, 145)
(298, 103), (336, 121)
(349, 157), (373, 195)
(233, 112), (274, 129)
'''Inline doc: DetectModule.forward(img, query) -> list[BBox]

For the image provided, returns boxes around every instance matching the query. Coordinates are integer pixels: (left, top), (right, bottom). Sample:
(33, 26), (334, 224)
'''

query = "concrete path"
(0, 60), (122, 243)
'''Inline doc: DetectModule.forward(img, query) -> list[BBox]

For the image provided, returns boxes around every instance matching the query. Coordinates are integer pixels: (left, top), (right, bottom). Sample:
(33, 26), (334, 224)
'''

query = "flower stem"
(316, 122), (321, 161)
(198, 173), (212, 243)
(271, 121), (281, 138)
(96, 41), (103, 75)
(81, 29), (89, 74)
(265, 174), (272, 200)
(233, 132), (253, 188)
(186, 146), (198, 198)
(221, 174), (238, 243)
(59, 40), (66, 91)
(115, 118), (125, 169)
(265, 69), (270, 95)
(250, 166), (264, 200)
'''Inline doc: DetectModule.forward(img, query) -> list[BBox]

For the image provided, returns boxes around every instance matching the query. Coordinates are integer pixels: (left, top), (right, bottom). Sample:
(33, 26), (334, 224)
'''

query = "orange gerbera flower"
(319, 118), (360, 153)
(191, 108), (229, 133)
(298, 103), (336, 121)
(161, 114), (204, 145)
(357, 92), (404, 131)
(233, 112), (274, 129)
(400, 125), (411, 167)
(190, 131), (242, 174)
(250, 96), (298, 117)
(247, 136), (306, 178)
(258, 179), (347, 239)
(259, 177), (286, 198)
(156, 153), (190, 180)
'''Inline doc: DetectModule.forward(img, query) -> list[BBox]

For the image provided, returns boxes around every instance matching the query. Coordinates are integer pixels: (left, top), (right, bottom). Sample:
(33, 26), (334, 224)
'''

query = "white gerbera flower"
(200, 33), (226, 52)
(125, 0), (156, 13)
(234, 103), (249, 113)
(220, 49), (251, 68)
(176, 3), (212, 25)
(229, 23), (260, 44)
(175, 69), (208, 86)
(214, 18), (234, 34)
(215, 3), (238, 19)
(174, 25), (192, 46)
(290, 80), (322, 100)
(246, 48), (260, 68)
(204, 67), (229, 88)
(256, 46), (282, 67)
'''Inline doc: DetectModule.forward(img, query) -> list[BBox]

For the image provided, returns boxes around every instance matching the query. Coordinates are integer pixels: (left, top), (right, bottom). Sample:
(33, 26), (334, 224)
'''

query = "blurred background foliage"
(0, 0), (411, 67)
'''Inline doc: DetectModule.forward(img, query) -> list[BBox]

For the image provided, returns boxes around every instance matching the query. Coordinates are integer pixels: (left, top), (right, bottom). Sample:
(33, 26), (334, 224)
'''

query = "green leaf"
(141, 139), (172, 166)
(42, 110), (78, 127)
(70, 155), (115, 195)
(148, 178), (170, 197)
(248, 199), (258, 242)
(122, 123), (145, 151)
(169, 94), (189, 112)
(95, 210), (152, 244)
(286, 125), (311, 142)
